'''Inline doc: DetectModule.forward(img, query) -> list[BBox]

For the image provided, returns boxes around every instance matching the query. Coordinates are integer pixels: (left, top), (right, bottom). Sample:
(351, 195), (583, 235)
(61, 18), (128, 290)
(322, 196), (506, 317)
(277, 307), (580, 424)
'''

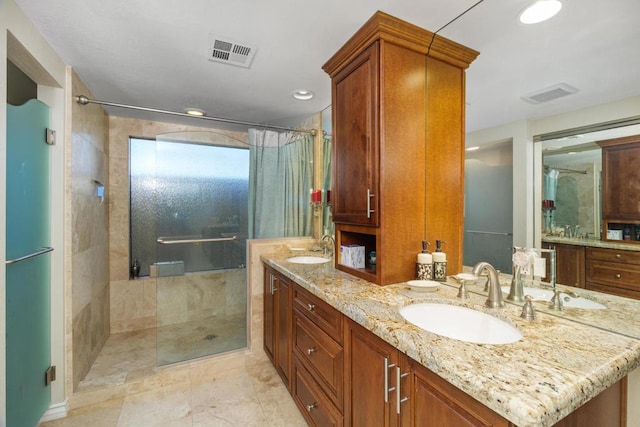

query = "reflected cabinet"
(322, 11), (479, 285)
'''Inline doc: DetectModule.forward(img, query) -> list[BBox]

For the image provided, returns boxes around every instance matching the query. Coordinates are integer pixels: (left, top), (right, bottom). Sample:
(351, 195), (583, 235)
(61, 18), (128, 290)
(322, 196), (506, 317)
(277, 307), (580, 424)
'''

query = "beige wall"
(69, 71), (110, 390)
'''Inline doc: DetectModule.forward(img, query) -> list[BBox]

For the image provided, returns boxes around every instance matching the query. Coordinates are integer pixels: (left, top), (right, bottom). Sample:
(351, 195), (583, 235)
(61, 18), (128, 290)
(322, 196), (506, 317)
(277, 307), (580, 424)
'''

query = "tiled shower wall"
(69, 71), (110, 389)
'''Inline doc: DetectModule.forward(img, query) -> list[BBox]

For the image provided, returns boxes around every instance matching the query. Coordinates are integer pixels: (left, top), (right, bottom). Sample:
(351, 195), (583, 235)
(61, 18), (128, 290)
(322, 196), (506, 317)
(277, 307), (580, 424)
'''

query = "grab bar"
(156, 236), (237, 245)
(466, 230), (513, 236)
(5, 247), (54, 265)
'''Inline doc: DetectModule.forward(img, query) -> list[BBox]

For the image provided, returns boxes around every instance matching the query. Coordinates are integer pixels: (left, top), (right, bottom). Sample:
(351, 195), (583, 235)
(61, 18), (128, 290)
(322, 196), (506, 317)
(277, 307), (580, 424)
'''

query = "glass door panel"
(6, 100), (52, 426)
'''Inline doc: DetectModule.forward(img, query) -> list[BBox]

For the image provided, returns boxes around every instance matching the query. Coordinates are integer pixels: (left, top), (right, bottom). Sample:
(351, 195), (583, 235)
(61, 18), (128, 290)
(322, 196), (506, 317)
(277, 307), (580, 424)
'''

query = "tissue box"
(607, 229), (623, 240)
(340, 245), (365, 268)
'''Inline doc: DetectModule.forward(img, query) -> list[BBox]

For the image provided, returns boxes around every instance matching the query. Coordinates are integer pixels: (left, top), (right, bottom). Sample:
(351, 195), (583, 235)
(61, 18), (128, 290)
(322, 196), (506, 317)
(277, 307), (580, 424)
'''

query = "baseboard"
(39, 400), (68, 422)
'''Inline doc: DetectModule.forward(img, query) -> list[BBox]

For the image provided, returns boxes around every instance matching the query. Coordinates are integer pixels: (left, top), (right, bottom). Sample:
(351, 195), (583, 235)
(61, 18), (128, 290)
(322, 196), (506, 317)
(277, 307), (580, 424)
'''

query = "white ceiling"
(14, 0), (640, 134)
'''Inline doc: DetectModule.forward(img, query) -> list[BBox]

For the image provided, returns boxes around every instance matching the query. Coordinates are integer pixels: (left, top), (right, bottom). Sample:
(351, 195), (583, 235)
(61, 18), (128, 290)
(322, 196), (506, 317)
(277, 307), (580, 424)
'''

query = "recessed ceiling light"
(292, 90), (314, 101)
(185, 108), (206, 116)
(519, 0), (562, 24)
(466, 146), (480, 151)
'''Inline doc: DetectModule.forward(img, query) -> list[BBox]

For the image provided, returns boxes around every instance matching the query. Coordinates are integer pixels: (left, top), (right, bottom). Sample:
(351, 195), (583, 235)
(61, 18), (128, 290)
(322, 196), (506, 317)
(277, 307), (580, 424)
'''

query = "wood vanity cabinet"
(542, 242), (586, 288)
(264, 264), (627, 427)
(598, 135), (640, 243)
(291, 284), (345, 426)
(263, 266), (293, 389)
(322, 11), (478, 285)
(586, 247), (640, 300)
(345, 319), (511, 427)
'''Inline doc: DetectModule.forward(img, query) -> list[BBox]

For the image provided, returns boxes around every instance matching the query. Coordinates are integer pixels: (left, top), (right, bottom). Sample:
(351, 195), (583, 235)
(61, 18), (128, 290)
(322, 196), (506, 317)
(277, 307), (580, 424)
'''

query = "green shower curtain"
(248, 129), (313, 238)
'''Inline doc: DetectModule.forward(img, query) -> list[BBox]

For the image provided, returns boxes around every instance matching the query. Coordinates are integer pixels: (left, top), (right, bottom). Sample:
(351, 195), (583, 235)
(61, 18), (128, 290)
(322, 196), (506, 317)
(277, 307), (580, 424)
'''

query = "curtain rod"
(75, 95), (316, 135)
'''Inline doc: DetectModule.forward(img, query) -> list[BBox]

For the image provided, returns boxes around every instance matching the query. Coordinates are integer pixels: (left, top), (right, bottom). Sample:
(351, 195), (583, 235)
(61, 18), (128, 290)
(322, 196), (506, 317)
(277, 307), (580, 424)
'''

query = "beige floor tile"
(117, 382), (192, 427)
(39, 398), (124, 427)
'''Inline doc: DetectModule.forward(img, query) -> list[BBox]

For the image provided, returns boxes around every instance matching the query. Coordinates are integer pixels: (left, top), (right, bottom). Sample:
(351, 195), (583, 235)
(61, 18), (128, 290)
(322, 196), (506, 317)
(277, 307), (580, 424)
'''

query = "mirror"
(540, 139), (601, 239)
(535, 124), (640, 241)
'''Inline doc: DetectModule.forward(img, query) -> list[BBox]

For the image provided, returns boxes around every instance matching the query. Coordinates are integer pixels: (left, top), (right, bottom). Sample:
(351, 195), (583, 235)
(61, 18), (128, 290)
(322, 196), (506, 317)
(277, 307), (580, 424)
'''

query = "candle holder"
(310, 189), (323, 210)
(542, 200), (556, 234)
(323, 189), (332, 208)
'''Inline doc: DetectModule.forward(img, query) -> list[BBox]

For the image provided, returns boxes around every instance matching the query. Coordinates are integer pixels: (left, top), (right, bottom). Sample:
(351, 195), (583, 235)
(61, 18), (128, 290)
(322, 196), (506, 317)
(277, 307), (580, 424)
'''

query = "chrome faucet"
(471, 262), (505, 308)
(321, 234), (335, 257)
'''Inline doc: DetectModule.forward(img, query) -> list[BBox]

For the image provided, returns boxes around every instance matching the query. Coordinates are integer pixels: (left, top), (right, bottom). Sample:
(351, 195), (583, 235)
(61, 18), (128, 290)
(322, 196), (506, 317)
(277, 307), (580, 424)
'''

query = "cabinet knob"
(615, 273), (621, 279)
(616, 253), (622, 259)
(306, 303), (315, 312)
(307, 347), (316, 355)
(306, 403), (317, 412)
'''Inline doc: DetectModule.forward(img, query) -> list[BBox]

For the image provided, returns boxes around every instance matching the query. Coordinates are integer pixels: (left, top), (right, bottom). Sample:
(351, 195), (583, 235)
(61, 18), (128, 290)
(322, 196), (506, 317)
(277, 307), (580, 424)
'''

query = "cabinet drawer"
(293, 285), (343, 343)
(293, 357), (343, 427)
(293, 308), (343, 408)
(586, 247), (640, 265)
(587, 259), (640, 291)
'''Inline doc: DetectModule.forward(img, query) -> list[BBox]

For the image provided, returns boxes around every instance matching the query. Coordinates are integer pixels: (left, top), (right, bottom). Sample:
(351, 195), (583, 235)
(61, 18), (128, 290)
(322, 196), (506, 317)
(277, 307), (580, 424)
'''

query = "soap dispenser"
(416, 241), (433, 280)
(433, 240), (447, 281)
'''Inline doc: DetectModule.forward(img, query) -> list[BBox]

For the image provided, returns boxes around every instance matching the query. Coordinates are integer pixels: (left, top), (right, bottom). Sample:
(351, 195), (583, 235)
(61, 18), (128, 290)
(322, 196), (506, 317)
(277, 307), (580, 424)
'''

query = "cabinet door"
(406, 358), (510, 427)
(542, 243), (586, 288)
(601, 138), (640, 220)
(263, 267), (293, 389)
(557, 244), (586, 288)
(346, 320), (397, 427)
(276, 274), (293, 388)
(263, 267), (276, 362)
(332, 43), (379, 226)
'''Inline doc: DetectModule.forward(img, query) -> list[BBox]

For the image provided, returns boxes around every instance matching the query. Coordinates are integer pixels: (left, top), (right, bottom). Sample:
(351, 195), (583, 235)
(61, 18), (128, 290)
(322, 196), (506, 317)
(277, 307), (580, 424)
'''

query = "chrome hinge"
(45, 365), (56, 386)
(45, 128), (56, 145)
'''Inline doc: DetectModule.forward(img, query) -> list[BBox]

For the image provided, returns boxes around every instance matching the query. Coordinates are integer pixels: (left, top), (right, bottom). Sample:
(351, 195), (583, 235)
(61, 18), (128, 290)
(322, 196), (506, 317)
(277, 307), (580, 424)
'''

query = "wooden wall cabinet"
(599, 134), (640, 244)
(322, 11), (479, 285)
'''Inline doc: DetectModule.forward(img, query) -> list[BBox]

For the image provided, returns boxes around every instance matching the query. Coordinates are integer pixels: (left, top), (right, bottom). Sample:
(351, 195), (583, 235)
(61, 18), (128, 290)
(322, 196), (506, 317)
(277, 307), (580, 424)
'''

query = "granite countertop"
(542, 235), (640, 251)
(262, 250), (640, 427)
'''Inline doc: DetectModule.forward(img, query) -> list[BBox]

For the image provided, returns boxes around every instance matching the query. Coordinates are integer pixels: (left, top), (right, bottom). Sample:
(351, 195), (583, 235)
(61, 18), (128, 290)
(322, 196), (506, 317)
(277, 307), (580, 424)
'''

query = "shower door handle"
(156, 236), (237, 245)
(5, 247), (54, 265)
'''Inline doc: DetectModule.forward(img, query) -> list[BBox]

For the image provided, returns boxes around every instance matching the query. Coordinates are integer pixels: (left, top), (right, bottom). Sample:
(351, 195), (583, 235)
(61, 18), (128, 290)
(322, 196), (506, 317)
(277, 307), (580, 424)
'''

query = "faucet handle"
(549, 289), (564, 311)
(520, 295), (537, 321)
(457, 281), (470, 299)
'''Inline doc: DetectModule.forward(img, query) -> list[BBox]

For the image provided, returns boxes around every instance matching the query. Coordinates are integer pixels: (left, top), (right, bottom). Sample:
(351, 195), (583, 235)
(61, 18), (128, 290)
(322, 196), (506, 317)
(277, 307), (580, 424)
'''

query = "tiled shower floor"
(78, 314), (247, 392)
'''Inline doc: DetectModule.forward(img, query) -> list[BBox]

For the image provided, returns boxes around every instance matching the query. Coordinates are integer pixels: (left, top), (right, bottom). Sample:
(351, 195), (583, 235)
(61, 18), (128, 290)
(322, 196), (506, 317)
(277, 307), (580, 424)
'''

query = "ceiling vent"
(521, 83), (579, 104)
(208, 35), (257, 68)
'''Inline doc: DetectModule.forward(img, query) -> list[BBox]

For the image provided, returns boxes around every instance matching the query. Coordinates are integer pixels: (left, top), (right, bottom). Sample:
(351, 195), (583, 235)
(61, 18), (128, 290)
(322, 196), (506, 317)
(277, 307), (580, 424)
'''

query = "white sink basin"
(286, 256), (331, 264)
(501, 286), (606, 310)
(399, 303), (522, 345)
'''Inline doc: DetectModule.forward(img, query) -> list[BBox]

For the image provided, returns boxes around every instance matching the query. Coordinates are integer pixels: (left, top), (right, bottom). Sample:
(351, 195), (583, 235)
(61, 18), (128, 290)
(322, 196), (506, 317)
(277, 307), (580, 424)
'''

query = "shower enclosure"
(130, 132), (249, 366)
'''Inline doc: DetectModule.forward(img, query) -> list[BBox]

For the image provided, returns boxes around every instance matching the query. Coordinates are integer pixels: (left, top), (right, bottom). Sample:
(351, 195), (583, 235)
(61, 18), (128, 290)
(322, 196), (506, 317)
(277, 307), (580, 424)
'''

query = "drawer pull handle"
(615, 273), (621, 279)
(306, 403), (317, 412)
(616, 253), (622, 259)
(307, 347), (316, 355)
(307, 303), (315, 312)
(397, 367), (410, 415)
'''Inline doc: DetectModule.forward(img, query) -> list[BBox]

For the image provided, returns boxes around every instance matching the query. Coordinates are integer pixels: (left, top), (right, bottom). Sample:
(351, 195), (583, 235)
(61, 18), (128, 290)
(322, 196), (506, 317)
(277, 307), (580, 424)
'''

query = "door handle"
(5, 247), (54, 265)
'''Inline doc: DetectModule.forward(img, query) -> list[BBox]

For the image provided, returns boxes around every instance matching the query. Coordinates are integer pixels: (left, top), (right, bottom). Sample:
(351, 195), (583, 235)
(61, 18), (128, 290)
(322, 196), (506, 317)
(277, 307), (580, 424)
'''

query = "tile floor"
(40, 351), (306, 427)
(41, 318), (306, 426)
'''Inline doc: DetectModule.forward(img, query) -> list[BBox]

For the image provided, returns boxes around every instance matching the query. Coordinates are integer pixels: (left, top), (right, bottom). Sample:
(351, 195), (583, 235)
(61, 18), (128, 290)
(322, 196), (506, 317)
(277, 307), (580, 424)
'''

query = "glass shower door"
(6, 100), (52, 426)
(130, 135), (249, 366)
